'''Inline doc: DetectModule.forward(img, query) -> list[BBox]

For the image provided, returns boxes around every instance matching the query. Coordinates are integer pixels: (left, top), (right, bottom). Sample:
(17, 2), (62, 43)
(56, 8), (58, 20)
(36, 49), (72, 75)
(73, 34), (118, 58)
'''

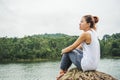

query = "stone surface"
(59, 68), (117, 80)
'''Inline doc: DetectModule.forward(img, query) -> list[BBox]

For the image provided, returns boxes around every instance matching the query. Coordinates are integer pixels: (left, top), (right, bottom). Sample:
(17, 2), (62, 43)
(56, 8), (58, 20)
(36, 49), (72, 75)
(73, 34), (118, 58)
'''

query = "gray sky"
(0, 0), (120, 39)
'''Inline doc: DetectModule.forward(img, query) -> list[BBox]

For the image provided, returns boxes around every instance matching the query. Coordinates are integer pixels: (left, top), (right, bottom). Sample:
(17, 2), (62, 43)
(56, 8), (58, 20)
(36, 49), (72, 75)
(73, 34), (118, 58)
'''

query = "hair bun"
(93, 16), (99, 23)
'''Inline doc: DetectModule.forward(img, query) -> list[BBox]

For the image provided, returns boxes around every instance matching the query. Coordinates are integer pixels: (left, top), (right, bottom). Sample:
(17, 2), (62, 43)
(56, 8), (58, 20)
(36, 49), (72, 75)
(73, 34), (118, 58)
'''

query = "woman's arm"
(61, 32), (89, 54)
(76, 44), (82, 50)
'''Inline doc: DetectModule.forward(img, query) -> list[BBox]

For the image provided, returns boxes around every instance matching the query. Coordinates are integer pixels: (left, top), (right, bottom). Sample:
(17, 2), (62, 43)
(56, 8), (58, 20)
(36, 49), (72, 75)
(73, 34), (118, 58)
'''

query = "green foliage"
(0, 33), (120, 61)
(0, 33), (78, 61)
(100, 33), (120, 58)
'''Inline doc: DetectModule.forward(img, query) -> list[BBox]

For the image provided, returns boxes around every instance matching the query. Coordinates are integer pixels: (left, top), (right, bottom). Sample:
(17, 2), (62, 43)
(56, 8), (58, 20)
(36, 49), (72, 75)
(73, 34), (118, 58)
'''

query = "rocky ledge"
(59, 68), (117, 80)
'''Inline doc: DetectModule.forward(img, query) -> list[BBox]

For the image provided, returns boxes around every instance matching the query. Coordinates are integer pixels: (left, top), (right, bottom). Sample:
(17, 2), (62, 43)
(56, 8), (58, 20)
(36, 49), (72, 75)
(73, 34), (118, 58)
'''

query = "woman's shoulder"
(81, 31), (91, 37)
(79, 32), (91, 42)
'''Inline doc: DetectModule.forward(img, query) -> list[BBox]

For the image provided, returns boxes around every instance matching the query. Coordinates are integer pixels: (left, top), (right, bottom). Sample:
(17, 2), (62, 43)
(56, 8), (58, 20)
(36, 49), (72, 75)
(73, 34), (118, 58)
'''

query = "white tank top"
(81, 29), (100, 71)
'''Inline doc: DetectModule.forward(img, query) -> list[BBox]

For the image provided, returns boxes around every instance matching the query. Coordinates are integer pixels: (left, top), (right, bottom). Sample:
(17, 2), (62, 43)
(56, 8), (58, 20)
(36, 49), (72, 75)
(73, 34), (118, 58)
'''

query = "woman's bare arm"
(76, 44), (82, 50)
(61, 32), (89, 54)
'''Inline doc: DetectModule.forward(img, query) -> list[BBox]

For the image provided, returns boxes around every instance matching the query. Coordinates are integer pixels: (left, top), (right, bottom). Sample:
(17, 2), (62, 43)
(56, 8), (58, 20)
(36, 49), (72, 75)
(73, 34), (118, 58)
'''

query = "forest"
(0, 33), (120, 62)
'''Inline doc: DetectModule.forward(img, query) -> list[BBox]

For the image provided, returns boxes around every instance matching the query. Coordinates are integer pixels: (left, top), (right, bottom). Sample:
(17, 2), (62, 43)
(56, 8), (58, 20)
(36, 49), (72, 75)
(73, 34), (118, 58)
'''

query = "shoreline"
(0, 58), (61, 63)
(0, 57), (120, 63)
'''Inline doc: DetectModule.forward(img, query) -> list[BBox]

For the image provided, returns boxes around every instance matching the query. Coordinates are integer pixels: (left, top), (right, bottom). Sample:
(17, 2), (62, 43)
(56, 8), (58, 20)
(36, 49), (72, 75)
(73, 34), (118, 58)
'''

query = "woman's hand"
(61, 49), (66, 55)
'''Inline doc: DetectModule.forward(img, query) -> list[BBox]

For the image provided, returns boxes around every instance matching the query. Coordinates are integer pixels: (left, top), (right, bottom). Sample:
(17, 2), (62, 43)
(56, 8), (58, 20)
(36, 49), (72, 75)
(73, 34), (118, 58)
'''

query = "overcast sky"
(0, 0), (120, 39)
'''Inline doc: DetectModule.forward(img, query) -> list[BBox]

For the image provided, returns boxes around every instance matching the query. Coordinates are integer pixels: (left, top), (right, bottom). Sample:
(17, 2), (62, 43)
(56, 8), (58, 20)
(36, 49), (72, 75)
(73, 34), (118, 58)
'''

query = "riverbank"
(0, 58), (61, 63)
(101, 56), (120, 59)
(0, 57), (120, 63)
(0, 58), (49, 63)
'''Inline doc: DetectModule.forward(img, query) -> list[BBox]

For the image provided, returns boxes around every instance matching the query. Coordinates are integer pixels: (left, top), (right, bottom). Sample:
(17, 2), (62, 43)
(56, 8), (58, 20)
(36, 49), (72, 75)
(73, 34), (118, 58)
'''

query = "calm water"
(0, 59), (120, 80)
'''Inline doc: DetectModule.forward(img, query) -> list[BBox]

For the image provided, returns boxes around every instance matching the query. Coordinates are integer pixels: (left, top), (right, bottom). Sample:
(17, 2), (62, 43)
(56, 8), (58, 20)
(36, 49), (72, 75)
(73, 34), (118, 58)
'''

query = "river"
(0, 59), (120, 80)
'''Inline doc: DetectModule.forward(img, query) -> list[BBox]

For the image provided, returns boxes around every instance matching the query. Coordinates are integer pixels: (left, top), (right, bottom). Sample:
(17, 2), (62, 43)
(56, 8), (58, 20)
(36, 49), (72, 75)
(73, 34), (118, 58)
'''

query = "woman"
(56, 15), (100, 80)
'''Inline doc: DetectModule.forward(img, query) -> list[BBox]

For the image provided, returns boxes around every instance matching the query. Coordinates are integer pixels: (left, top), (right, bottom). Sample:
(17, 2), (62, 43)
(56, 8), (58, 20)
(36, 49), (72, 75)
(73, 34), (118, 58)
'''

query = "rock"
(59, 68), (117, 80)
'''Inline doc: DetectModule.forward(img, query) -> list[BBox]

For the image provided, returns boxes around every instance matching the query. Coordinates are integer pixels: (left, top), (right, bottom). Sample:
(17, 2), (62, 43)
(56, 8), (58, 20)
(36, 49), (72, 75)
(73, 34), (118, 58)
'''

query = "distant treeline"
(0, 33), (120, 61)
(100, 33), (120, 58)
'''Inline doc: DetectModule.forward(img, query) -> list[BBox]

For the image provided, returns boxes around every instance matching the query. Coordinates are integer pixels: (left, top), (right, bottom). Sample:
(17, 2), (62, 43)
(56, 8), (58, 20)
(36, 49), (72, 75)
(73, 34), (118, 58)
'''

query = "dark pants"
(60, 49), (83, 71)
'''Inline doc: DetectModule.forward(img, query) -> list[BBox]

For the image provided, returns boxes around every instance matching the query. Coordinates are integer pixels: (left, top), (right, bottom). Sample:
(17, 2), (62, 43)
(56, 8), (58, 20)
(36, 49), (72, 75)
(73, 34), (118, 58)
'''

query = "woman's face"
(79, 17), (89, 30)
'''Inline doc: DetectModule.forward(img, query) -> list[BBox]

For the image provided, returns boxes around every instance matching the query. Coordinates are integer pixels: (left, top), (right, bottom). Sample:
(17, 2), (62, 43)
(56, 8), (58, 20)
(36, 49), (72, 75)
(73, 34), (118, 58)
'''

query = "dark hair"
(83, 15), (99, 28)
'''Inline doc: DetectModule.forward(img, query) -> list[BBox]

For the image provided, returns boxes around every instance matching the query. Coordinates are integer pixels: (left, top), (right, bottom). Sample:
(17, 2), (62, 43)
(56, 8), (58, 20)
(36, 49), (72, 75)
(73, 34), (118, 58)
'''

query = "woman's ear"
(87, 23), (90, 27)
